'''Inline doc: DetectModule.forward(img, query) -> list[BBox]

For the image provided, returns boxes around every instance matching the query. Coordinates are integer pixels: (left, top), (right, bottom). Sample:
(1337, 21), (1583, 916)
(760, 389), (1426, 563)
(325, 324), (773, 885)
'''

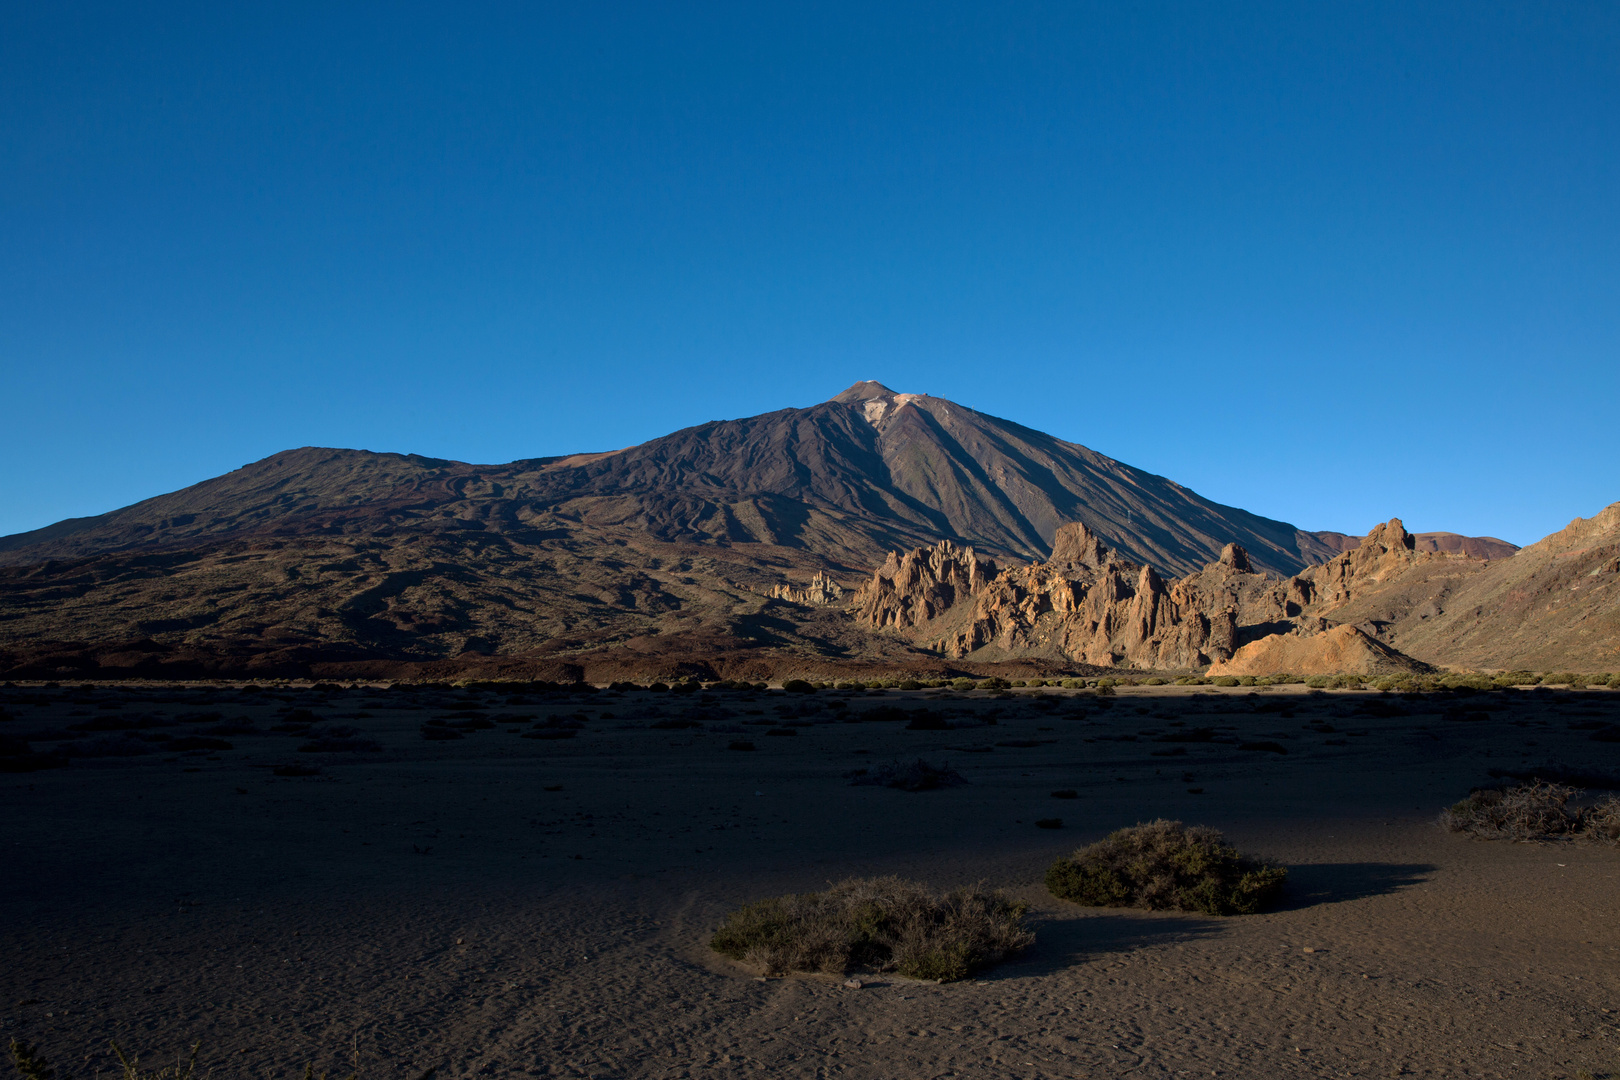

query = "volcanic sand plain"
(3, 681), (1619, 1079)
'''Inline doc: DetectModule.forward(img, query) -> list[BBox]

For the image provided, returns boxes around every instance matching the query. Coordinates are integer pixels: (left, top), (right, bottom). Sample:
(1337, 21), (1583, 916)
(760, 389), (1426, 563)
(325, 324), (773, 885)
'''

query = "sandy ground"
(3, 681), (1619, 1079)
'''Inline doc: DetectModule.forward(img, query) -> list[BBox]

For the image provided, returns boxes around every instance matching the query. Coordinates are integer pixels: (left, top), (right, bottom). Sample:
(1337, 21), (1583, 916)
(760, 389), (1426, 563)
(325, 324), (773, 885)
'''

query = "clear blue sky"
(3, 2), (1616, 546)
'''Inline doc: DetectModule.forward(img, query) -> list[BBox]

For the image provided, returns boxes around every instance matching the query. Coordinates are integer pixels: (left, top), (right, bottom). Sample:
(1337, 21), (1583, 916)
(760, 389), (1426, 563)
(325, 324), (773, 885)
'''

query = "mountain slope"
(0, 382), (1343, 577)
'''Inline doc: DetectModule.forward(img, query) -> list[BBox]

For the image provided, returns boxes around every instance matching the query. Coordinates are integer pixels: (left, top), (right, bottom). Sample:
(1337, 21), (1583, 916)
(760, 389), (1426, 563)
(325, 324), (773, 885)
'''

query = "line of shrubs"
(709, 821), (1286, 983)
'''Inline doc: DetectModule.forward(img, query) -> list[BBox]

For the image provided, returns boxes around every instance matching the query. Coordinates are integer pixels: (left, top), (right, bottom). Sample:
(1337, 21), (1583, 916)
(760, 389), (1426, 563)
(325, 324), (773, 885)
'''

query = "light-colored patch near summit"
(863, 392), (923, 426)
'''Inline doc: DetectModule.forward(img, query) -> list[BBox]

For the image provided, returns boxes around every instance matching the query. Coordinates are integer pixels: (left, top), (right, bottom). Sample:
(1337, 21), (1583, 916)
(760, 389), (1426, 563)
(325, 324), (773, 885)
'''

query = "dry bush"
(709, 876), (1032, 982)
(1045, 819), (1287, 916)
(1584, 797), (1620, 845)
(1442, 782), (1620, 844)
(848, 758), (966, 791)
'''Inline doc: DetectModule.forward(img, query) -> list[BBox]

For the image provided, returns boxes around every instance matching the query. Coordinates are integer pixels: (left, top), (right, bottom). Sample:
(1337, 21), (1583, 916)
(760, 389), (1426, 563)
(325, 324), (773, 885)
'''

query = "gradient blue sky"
(3, 2), (1616, 545)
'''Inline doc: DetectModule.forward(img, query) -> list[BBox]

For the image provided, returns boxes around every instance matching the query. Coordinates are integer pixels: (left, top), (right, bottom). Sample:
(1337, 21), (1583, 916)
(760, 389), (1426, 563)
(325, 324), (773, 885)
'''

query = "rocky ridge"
(849, 517), (1493, 673)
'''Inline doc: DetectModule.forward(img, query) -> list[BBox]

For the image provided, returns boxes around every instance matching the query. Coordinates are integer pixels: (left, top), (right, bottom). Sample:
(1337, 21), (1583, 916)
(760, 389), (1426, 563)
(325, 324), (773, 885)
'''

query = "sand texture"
(4, 681), (1620, 1078)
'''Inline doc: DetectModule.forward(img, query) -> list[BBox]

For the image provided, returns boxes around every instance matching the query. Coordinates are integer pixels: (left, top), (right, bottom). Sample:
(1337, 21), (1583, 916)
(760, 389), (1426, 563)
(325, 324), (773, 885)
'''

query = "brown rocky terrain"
(0, 381), (1602, 679)
(0, 383), (1356, 680)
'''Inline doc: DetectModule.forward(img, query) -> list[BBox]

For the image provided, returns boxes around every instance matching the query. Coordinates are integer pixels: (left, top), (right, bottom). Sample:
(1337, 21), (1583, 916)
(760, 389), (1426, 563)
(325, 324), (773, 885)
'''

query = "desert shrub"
(1060, 678), (1084, 689)
(1050, 788), (1078, 799)
(977, 677), (1011, 691)
(1209, 676), (1240, 687)
(1494, 671), (1539, 687)
(1141, 677), (1167, 686)
(1442, 783), (1581, 841)
(849, 758), (966, 791)
(1173, 676), (1206, 686)
(898, 679), (923, 691)
(1444, 783), (1620, 844)
(1583, 797), (1620, 844)
(781, 680), (815, 694)
(1303, 675), (1332, 689)
(1046, 820), (1286, 916)
(646, 682), (669, 692)
(1543, 672), (1579, 688)
(709, 876), (1032, 981)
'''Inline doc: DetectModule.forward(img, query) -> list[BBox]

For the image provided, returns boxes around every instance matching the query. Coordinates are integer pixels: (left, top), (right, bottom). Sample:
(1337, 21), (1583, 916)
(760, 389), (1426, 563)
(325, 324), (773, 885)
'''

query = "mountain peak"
(830, 380), (900, 404)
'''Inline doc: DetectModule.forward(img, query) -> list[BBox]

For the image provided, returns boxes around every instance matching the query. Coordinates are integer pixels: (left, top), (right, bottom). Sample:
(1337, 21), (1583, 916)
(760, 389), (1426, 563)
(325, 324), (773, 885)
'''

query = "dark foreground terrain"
(3, 680), (1619, 1079)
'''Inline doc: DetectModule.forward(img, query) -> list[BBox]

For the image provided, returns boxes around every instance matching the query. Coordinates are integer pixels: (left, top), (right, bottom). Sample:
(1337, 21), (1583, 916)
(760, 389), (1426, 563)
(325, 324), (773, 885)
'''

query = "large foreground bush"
(1045, 820), (1287, 916)
(1442, 782), (1620, 844)
(710, 876), (1033, 981)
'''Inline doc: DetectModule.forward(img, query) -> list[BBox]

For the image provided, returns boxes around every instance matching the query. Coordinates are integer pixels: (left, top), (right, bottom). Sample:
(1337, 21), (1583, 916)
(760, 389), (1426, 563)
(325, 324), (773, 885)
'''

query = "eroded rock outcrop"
(851, 518), (1454, 672)
(765, 571), (845, 606)
(847, 540), (997, 630)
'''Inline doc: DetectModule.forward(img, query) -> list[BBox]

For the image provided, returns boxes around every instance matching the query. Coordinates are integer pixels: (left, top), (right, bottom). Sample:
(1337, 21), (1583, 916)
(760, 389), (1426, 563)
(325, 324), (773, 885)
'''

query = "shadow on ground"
(1277, 861), (1437, 910)
(995, 911), (1224, 978)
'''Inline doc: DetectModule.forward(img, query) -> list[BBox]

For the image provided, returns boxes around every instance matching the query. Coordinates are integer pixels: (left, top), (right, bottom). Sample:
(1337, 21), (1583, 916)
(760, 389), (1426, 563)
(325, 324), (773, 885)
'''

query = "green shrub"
(1060, 678), (1085, 689)
(1543, 672), (1579, 687)
(951, 677), (976, 691)
(1173, 676), (1206, 686)
(1609, 674), (1620, 689)
(782, 679), (815, 694)
(1046, 820), (1287, 916)
(1010, 680), (1027, 687)
(1303, 675), (1332, 689)
(1141, 677), (1167, 686)
(977, 677), (1011, 691)
(898, 679), (923, 691)
(1210, 676), (1240, 687)
(1494, 671), (1538, 687)
(710, 876), (1033, 981)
